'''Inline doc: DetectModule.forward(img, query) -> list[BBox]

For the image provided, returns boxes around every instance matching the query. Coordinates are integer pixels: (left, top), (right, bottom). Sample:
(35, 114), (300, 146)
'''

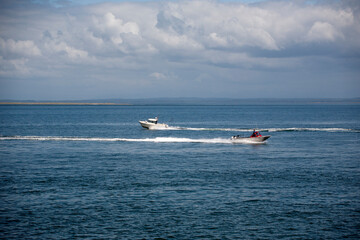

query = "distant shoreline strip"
(0, 102), (131, 106)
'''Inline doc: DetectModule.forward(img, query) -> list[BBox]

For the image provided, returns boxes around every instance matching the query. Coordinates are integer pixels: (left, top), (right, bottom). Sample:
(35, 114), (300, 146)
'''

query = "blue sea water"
(0, 104), (359, 239)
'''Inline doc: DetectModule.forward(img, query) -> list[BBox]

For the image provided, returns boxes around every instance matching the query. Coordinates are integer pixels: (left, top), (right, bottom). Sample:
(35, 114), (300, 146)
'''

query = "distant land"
(0, 98), (359, 106)
(0, 102), (130, 106)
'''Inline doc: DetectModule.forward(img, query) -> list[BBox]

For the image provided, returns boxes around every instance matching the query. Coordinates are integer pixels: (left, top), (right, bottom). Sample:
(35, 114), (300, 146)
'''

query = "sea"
(0, 104), (359, 239)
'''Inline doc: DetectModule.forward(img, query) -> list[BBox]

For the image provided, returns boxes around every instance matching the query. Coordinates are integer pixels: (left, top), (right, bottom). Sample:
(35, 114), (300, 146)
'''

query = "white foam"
(156, 126), (251, 132)
(262, 127), (355, 132)
(155, 126), (356, 132)
(0, 135), (265, 145)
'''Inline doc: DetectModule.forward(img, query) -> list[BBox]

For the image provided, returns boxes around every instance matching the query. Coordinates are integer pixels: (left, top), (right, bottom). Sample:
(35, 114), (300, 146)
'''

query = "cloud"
(0, 38), (41, 58)
(305, 21), (344, 42)
(93, 12), (140, 45)
(45, 41), (89, 60)
(149, 72), (167, 80)
(0, 0), (359, 99)
(0, 56), (30, 77)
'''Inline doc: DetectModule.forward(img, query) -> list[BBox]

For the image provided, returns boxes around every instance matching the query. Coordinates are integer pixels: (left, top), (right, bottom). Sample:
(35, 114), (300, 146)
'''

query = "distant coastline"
(0, 98), (359, 106)
(0, 102), (131, 106)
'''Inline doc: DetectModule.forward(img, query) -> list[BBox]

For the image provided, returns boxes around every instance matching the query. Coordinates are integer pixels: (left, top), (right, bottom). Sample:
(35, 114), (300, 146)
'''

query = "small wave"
(261, 127), (357, 132)
(161, 126), (250, 132)
(157, 126), (358, 132)
(0, 135), (265, 145)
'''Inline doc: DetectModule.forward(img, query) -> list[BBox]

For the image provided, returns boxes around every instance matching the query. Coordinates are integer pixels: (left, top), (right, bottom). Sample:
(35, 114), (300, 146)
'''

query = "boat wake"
(158, 126), (359, 132)
(0, 136), (264, 144)
(262, 127), (359, 132)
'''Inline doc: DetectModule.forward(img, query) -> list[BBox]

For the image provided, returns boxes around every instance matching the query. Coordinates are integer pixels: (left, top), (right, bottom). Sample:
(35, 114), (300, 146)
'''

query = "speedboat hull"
(139, 121), (168, 129)
(231, 135), (270, 142)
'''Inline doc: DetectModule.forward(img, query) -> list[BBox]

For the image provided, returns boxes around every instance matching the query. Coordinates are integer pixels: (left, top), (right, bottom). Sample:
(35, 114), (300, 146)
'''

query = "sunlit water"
(1, 105), (359, 239)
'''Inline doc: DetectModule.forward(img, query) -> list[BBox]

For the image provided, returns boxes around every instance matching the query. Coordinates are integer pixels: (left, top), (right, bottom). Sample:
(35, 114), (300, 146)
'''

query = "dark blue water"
(1, 105), (360, 239)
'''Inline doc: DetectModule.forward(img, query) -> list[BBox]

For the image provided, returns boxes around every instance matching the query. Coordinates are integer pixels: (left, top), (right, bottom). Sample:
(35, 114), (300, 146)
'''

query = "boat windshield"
(148, 118), (158, 124)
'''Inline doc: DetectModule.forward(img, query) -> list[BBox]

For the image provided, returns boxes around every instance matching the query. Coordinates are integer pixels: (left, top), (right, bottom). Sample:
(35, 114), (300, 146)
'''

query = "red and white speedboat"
(230, 135), (270, 142)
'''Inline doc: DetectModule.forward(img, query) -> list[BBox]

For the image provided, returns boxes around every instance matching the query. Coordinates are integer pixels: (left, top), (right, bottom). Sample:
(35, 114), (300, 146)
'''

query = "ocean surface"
(0, 104), (359, 239)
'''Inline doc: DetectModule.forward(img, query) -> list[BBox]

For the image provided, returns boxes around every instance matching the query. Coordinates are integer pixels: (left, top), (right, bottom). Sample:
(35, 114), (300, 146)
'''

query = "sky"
(0, 0), (359, 100)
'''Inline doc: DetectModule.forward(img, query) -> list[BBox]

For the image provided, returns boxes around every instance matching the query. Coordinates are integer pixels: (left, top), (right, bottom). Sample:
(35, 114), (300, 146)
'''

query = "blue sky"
(0, 0), (359, 100)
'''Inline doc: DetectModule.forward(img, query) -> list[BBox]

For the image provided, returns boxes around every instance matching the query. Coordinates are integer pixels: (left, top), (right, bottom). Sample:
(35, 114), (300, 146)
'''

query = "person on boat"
(250, 129), (262, 137)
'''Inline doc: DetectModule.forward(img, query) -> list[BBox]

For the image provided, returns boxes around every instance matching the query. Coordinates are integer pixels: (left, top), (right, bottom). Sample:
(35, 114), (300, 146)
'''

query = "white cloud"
(208, 32), (227, 47)
(1, 1), (358, 65)
(305, 21), (343, 42)
(150, 72), (167, 80)
(0, 0), (359, 99)
(0, 55), (32, 77)
(92, 12), (140, 46)
(44, 40), (89, 61)
(0, 38), (41, 57)
(103, 12), (139, 35)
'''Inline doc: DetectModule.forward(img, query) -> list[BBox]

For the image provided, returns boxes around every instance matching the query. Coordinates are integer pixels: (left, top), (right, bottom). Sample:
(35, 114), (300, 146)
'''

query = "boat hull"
(139, 121), (168, 129)
(231, 135), (270, 142)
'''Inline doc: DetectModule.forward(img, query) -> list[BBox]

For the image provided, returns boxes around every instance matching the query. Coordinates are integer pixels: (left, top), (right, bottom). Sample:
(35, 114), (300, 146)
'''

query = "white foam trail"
(262, 127), (355, 132)
(155, 126), (357, 132)
(0, 136), (265, 145)
(157, 126), (251, 132)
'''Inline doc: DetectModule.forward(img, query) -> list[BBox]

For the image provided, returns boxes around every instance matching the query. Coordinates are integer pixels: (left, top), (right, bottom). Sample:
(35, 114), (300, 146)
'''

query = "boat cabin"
(147, 118), (158, 124)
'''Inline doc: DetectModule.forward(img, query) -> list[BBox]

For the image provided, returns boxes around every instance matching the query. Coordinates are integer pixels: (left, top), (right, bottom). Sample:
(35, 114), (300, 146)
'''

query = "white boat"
(231, 135), (270, 142)
(139, 117), (169, 129)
